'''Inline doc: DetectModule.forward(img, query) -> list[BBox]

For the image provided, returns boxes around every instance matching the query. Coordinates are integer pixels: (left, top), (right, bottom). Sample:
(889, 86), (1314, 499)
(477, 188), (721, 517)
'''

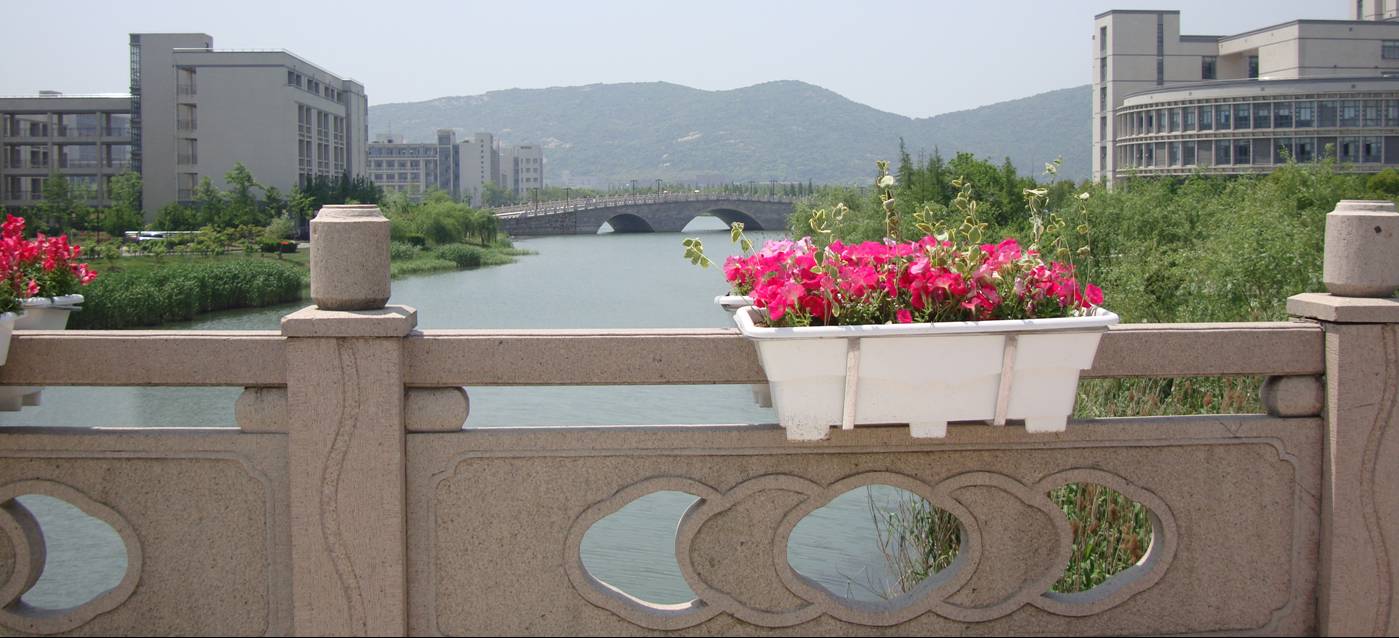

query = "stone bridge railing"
(1, 202), (1397, 635)
(491, 192), (797, 219)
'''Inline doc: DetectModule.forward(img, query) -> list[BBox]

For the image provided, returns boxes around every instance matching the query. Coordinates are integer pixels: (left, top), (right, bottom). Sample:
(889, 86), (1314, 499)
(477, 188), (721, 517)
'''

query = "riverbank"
(70, 240), (530, 329)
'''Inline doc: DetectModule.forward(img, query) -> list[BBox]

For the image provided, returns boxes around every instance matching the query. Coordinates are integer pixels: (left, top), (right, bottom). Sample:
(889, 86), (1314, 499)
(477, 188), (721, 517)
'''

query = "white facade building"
(1093, 3), (1399, 183)
(1, 94), (133, 208)
(131, 33), (369, 214)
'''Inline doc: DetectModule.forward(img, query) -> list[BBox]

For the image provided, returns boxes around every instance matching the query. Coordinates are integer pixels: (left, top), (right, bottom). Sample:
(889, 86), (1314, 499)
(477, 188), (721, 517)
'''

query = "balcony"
(0, 202), (1394, 635)
(176, 83), (196, 97)
(176, 119), (197, 132)
(177, 153), (197, 166)
(2, 158), (50, 170)
(56, 126), (99, 139)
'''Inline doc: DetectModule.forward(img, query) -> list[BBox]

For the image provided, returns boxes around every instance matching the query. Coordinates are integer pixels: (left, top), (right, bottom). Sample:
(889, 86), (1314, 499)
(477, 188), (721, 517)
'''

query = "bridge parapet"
(499, 195), (796, 236)
(2, 201), (1399, 635)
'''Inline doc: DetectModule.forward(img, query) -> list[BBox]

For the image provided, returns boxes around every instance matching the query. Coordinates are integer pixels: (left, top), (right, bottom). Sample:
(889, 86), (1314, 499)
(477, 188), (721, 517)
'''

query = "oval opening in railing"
(787, 485), (962, 603)
(5, 495), (127, 610)
(1048, 482), (1154, 593)
(579, 490), (700, 605)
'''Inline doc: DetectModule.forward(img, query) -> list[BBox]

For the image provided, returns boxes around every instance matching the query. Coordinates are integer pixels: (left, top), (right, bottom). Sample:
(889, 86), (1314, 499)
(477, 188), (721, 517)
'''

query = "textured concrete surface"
(1317, 322), (1399, 635)
(1323, 200), (1399, 297)
(1260, 375), (1325, 417)
(407, 417), (1319, 635)
(401, 322), (1323, 387)
(1288, 292), (1399, 324)
(309, 205), (392, 311)
(0, 331), (285, 387)
(281, 305), (417, 338)
(286, 337), (408, 636)
(0, 429), (290, 635)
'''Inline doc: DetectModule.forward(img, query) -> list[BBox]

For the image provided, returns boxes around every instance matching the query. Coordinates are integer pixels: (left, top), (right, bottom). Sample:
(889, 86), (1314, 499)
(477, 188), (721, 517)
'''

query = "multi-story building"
(1093, 1), (1399, 184)
(1, 93), (133, 208)
(369, 130), (543, 206)
(368, 131), (456, 200)
(131, 33), (368, 213)
(499, 143), (543, 202)
(5, 34), (369, 218)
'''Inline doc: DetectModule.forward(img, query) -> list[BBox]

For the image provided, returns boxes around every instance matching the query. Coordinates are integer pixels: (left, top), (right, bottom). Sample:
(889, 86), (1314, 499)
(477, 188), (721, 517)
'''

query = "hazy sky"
(4, 0), (1344, 118)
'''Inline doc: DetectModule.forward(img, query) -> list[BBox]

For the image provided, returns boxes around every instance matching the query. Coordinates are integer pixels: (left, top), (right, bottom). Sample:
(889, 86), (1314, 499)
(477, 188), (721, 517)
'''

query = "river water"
(1, 218), (917, 608)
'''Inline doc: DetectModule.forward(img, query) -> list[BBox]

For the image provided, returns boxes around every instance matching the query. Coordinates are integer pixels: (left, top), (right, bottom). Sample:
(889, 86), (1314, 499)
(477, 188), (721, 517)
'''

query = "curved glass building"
(1093, 2), (1399, 184)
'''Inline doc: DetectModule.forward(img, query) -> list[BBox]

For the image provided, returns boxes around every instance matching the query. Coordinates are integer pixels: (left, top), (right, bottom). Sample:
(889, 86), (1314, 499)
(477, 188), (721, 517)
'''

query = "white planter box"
(713, 295), (771, 407)
(0, 295), (82, 410)
(0, 311), (17, 367)
(734, 306), (1119, 441)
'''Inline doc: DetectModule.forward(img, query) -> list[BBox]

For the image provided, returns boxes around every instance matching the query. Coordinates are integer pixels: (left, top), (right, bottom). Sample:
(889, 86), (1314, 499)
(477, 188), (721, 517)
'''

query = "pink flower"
(895, 309), (913, 324)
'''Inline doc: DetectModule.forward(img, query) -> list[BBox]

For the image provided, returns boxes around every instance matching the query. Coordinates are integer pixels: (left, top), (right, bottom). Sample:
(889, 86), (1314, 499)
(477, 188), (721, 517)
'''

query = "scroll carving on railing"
(409, 417), (1319, 635)
(563, 469), (1174, 630)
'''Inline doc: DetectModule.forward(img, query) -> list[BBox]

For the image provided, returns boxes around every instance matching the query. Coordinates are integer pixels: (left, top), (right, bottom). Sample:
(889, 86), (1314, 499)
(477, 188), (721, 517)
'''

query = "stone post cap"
(281, 304), (418, 337)
(310, 204), (391, 311)
(1323, 199), (1399, 298)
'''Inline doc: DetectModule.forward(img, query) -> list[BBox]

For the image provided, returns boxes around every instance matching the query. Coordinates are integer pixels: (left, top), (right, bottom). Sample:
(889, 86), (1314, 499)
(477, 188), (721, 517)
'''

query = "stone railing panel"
(406, 417), (1319, 635)
(402, 323), (1322, 387)
(0, 331), (285, 387)
(0, 428), (290, 635)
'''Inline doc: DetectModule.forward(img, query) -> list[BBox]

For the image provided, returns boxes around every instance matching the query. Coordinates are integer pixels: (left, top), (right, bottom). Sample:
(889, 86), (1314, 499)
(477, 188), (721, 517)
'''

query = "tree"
(481, 182), (516, 207)
(103, 172), (145, 236)
(224, 162), (266, 227)
(153, 203), (198, 231)
(262, 186), (288, 219)
(37, 171), (76, 232)
(192, 177), (225, 228)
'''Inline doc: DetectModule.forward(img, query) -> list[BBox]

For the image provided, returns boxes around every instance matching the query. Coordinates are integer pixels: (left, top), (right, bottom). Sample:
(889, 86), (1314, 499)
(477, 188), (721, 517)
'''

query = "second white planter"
(0, 294), (83, 410)
(734, 306), (1119, 441)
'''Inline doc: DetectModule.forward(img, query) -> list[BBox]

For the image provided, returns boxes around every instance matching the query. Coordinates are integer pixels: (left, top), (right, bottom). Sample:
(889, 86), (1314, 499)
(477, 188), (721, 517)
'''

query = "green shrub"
(70, 260), (305, 329)
(389, 241), (420, 260)
(405, 234), (427, 248)
(432, 244), (486, 268)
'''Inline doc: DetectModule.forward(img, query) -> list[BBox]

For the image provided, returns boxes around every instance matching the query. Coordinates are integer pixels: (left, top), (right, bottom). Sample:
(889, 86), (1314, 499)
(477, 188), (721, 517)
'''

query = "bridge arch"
(598, 213), (656, 234)
(689, 208), (767, 232)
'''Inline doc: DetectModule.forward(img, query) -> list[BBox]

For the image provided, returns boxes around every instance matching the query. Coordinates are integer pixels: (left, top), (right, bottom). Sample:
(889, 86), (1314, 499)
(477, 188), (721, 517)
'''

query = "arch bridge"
(494, 193), (797, 236)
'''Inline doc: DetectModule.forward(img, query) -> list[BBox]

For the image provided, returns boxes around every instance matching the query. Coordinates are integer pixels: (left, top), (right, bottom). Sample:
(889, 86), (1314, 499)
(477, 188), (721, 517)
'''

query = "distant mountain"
(368, 81), (1090, 185)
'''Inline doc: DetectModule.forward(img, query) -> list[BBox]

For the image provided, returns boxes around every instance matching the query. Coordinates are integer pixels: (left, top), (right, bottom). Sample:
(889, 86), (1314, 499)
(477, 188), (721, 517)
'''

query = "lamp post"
(655, 178), (662, 197)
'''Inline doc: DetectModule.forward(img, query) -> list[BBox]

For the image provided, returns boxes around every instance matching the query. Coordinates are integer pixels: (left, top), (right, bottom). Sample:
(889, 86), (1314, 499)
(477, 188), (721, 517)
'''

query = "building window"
(1275, 102), (1293, 128)
(1384, 41), (1399, 59)
(1200, 106), (1213, 130)
(1319, 100), (1339, 127)
(1183, 108), (1196, 130)
(1276, 138), (1293, 162)
(1340, 101), (1361, 127)
(1255, 103), (1272, 129)
(1182, 141), (1196, 165)
(1296, 101), (1316, 127)
(1296, 138), (1316, 162)
(1202, 56), (1217, 80)
(1100, 26), (1107, 53)
(1216, 105), (1231, 130)
(1248, 55), (1259, 79)
(1099, 87), (1107, 112)
(1365, 100), (1382, 127)
(1169, 108), (1181, 132)
(1215, 139), (1231, 165)
(1235, 140), (1252, 164)
(1340, 137), (1361, 163)
(1363, 137), (1383, 163)
(1235, 104), (1251, 129)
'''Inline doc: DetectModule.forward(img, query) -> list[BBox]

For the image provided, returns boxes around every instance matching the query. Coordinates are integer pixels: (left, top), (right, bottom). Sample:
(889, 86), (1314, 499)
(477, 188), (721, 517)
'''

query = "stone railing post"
(1288, 200), (1399, 636)
(281, 204), (415, 636)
